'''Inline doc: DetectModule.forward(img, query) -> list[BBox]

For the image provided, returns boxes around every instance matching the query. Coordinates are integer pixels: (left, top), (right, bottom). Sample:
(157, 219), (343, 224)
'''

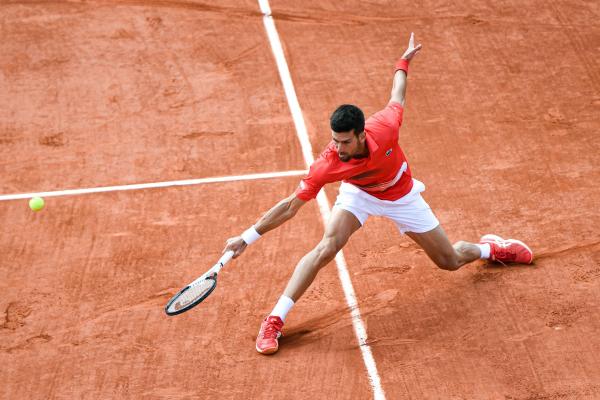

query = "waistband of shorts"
(340, 178), (425, 204)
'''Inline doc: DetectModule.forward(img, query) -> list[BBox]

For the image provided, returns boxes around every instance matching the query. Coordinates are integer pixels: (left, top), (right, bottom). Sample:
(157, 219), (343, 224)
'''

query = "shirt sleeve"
(294, 149), (334, 201)
(366, 101), (404, 134)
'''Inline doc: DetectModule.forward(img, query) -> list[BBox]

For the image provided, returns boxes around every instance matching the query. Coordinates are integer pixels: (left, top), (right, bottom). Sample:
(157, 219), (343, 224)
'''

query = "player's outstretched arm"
(390, 32), (422, 106)
(223, 193), (306, 258)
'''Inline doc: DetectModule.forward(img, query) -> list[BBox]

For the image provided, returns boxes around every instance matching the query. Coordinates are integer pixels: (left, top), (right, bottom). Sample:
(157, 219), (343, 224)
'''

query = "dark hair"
(330, 104), (365, 135)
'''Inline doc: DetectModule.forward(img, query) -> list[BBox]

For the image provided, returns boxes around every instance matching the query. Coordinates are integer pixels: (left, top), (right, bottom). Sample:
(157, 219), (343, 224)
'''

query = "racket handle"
(210, 250), (234, 275)
(218, 250), (235, 267)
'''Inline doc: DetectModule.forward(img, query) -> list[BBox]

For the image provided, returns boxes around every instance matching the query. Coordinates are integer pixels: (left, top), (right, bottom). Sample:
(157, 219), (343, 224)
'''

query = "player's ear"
(357, 130), (366, 143)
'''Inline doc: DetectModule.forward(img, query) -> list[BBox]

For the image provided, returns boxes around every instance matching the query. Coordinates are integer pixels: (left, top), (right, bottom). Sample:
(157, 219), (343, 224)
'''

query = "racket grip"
(211, 250), (234, 275)
(218, 250), (235, 266)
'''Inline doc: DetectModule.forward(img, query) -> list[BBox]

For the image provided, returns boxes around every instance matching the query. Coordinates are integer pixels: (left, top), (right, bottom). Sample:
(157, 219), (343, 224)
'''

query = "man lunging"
(223, 33), (533, 355)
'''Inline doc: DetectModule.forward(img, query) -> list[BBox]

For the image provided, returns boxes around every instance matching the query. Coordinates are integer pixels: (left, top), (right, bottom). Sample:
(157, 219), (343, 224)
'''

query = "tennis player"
(223, 33), (533, 355)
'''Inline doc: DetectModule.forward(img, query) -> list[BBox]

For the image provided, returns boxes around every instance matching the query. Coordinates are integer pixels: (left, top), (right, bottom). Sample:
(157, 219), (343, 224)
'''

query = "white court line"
(258, 1), (386, 399)
(0, 170), (307, 201)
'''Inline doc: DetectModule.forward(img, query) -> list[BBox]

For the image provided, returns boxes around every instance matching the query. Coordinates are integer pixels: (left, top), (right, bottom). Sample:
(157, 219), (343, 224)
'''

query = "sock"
(271, 295), (295, 322)
(476, 243), (491, 259)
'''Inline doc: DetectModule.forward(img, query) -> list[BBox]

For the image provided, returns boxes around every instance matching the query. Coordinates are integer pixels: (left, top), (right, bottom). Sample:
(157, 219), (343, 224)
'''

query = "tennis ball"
(29, 197), (45, 212)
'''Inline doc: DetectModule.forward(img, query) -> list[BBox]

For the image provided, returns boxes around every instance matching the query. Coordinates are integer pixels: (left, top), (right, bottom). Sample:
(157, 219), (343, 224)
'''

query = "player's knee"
(315, 238), (339, 265)
(433, 253), (460, 271)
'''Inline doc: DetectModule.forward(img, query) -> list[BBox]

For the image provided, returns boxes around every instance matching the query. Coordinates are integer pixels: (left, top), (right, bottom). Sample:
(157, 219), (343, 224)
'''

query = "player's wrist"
(395, 58), (409, 75)
(241, 226), (261, 245)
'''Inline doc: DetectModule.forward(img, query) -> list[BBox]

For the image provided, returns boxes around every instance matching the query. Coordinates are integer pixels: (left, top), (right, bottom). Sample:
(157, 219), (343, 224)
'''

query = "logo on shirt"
(385, 148), (393, 156)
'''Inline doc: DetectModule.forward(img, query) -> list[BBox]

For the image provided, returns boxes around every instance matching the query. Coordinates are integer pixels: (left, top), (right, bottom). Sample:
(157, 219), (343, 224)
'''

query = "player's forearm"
(390, 58), (410, 105)
(391, 70), (408, 104)
(234, 194), (304, 249)
(254, 197), (299, 235)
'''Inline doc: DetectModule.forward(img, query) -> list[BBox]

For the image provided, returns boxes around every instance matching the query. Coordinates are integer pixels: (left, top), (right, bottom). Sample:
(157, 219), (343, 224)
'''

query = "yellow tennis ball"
(29, 197), (45, 212)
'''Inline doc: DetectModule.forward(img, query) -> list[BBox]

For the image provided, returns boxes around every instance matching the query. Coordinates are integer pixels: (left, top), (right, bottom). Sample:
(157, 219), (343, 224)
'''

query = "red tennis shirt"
(295, 101), (413, 201)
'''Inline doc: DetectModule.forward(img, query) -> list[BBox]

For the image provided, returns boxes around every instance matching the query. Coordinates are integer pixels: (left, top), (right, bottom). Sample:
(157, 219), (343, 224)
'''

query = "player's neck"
(353, 141), (369, 159)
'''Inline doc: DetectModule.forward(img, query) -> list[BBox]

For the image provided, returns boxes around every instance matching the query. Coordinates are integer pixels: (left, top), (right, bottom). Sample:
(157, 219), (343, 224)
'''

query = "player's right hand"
(223, 236), (248, 258)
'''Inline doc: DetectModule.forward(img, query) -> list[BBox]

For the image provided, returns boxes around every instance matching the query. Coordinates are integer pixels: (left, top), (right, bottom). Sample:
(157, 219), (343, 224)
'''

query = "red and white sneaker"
(480, 234), (533, 264)
(256, 316), (284, 355)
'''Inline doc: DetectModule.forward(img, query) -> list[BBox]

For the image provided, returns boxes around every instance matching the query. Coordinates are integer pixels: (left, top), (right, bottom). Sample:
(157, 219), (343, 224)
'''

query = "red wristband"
(394, 59), (409, 75)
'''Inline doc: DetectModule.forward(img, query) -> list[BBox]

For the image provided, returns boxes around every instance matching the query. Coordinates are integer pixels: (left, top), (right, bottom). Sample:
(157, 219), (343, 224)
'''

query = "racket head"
(165, 275), (217, 316)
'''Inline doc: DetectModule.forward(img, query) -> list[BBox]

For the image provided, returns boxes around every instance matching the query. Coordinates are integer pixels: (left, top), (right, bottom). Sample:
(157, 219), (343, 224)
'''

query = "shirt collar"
(365, 131), (379, 153)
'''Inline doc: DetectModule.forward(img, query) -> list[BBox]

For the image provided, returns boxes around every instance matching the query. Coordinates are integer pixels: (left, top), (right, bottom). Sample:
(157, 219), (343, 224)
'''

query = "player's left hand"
(401, 32), (422, 61)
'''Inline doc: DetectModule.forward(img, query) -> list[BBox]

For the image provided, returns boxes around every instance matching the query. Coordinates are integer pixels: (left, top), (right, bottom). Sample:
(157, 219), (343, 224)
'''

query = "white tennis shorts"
(333, 179), (440, 234)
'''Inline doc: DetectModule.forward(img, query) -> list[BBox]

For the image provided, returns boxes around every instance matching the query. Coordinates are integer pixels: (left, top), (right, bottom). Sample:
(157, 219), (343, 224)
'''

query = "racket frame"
(164, 250), (234, 316)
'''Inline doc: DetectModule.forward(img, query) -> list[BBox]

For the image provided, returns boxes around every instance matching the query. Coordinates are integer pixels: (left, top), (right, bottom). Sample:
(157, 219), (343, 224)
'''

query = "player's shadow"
(279, 308), (352, 350)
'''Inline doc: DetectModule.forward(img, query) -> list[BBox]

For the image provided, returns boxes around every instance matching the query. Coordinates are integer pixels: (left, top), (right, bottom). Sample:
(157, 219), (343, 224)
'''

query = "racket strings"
(170, 278), (215, 312)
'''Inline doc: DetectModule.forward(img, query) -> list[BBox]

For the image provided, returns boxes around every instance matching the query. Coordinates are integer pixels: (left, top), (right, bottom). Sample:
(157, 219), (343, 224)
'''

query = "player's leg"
(283, 207), (361, 301)
(256, 207), (362, 354)
(406, 225), (482, 271)
(386, 179), (533, 270)
(407, 226), (534, 270)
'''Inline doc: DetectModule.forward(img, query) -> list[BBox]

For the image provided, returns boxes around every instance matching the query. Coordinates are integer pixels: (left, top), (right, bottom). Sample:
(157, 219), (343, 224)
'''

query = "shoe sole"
(256, 344), (278, 355)
(480, 234), (503, 243)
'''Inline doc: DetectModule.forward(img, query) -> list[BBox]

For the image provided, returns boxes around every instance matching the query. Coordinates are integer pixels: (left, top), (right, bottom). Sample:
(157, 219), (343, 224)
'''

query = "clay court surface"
(1, 1), (599, 399)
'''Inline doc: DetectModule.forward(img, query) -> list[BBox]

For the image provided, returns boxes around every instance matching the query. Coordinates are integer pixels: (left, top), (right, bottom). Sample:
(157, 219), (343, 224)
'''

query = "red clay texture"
(1, 1), (599, 399)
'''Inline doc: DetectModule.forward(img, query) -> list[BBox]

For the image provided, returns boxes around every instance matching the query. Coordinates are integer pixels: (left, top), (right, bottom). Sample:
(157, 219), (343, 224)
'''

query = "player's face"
(332, 130), (366, 162)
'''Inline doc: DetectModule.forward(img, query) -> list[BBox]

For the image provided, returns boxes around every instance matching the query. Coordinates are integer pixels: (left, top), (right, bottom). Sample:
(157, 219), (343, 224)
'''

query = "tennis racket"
(164, 250), (234, 316)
